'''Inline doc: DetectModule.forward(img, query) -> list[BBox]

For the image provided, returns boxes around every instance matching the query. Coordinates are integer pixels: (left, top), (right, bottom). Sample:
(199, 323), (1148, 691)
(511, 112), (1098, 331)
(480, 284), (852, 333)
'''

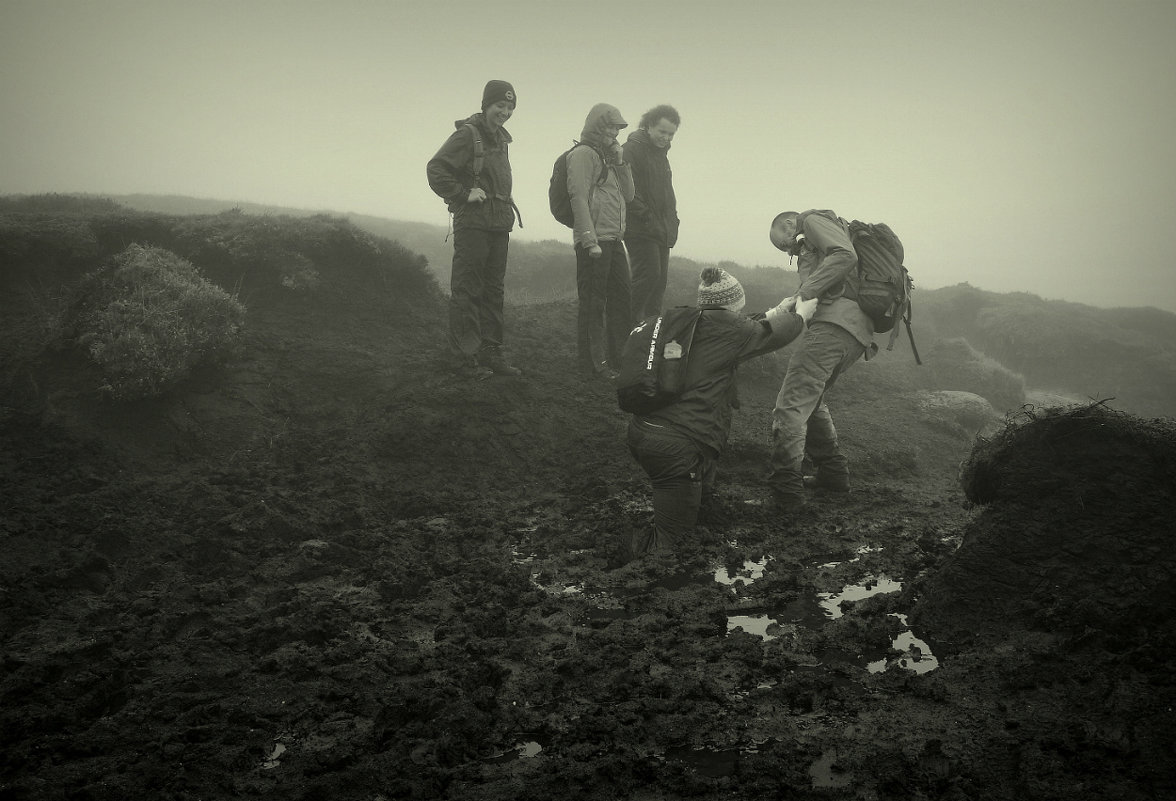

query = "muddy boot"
(804, 470), (851, 493)
(478, 347), (523, 377)
(452, 353), (493, 380)
(621, 523), (658, 563)
(768, 488), (807, 515)
(767, 446), (807, 515)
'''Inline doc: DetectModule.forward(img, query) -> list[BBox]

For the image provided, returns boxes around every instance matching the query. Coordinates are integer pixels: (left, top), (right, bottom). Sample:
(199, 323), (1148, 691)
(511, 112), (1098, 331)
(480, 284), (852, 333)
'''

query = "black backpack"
(549, 143), (605, 228)
(616, 307), (704, 414)
(845, 221), (921, 363)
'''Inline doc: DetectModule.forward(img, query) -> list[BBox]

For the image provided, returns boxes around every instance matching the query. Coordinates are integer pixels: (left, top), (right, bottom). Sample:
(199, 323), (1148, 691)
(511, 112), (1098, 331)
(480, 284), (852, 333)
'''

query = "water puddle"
(485, 738), (545, 763)
(818, 575), (902, 619)
(260, 742), (286, 770)
(866, 614), (939, 674)
(715, 556), (771, 587)
(726, 614), (779, 641)
(664, 745), (740, 777)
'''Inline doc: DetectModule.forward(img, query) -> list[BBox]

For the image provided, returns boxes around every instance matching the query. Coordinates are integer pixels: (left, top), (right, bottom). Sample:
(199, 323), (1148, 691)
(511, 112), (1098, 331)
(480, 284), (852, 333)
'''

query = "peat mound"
(913, 402), (1176, 655)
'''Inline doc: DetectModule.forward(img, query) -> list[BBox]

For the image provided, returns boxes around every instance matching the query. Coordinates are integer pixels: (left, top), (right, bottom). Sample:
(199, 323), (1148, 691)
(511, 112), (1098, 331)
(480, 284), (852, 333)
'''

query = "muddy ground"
(2, 226), (1174, 800)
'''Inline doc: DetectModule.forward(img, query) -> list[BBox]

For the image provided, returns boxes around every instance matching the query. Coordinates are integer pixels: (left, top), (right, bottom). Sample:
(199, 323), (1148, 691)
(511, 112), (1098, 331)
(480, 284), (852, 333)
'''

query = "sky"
(3, 0), (1175, 312)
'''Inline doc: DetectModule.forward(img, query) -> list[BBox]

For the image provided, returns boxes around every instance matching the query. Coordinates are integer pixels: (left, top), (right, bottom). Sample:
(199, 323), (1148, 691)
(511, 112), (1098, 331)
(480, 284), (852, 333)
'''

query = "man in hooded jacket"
(624, 104), (681, 322)
(567, 103), (635, 379)
(426, 80), (523, 378)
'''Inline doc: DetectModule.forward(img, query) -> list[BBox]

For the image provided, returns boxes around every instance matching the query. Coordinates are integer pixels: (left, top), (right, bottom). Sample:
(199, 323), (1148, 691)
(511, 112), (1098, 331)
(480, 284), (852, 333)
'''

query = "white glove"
(794, 296), (819, 323)
(764, 295), (798, 329)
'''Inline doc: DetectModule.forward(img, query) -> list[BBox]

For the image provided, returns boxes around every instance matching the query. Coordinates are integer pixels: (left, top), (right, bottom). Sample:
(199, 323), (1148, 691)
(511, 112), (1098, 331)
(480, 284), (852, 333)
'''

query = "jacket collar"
(457, 112), (512, 144)
(626, 128), (670, 153)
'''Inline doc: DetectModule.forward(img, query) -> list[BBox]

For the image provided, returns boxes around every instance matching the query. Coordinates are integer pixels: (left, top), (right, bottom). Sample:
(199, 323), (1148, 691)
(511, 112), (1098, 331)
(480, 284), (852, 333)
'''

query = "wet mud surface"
(3, 281), (1175, 799)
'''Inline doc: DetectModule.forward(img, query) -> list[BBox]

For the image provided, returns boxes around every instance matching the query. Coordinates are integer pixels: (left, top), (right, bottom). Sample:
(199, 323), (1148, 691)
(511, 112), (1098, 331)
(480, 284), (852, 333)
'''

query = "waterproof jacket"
(568, 104), (634, 249)
(426, 113), (517, 232)
(793, 209), (874, 348)
(638, 308), (805, 456)
(622, 128), (679, 247)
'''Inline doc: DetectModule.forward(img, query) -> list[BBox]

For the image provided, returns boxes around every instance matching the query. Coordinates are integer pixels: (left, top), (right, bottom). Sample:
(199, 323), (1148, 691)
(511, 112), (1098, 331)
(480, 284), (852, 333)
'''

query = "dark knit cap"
(481, 80), (517, 110)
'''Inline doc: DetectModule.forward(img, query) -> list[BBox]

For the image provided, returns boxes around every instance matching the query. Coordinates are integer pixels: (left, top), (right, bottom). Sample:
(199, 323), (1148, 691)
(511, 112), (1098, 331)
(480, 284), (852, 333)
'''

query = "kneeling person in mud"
(625, 268), (817, 557)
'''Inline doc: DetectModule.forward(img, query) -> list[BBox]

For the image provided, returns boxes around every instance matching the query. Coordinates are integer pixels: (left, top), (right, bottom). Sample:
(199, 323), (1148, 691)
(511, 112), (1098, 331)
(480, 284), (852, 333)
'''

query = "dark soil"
(2, 218), (1174, 800)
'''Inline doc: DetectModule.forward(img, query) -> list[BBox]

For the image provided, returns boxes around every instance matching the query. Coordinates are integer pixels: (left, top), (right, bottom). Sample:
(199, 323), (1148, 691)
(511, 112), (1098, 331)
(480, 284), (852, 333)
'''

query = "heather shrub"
(72, 244), (245, 399)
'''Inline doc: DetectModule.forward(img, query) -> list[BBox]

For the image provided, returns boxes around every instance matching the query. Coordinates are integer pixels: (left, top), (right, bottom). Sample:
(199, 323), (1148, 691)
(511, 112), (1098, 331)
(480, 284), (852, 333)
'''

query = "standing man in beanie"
(624, 104), (680, 322)
(427, 80), (523, 379)
(568, 103), (634, 379)
(624, 267), (817, 557)
(765, 209), (875, 511)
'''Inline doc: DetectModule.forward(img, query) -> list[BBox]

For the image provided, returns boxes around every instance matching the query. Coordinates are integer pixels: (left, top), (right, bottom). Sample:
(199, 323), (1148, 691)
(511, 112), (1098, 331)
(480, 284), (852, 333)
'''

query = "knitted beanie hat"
(481, 80), (516, 110)
(697, 266), (746, 312)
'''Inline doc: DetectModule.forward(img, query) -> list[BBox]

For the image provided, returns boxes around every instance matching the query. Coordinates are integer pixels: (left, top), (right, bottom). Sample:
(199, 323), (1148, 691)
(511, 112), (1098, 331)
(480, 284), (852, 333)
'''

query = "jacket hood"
(580, 103), (627, 146)
(454, 112), (512, 143)
(626, 127), (670, 152)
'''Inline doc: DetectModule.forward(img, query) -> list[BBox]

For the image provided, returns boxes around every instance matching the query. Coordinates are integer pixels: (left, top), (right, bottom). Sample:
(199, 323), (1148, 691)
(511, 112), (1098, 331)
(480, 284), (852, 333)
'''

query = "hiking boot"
(477, 348), (523, 376)
(451, 354), (493, 380)
(767, 489), (807, 515)
(804, 472), (851, 493)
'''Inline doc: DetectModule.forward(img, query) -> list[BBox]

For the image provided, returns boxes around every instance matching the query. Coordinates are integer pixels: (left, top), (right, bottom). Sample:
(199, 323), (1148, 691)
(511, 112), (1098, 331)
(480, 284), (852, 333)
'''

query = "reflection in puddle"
(261, 742), (286, 770)
(726, 613), (779, 641)
(818, 544), (883, 569)
(486, 739), (544, 763)
(715, 556), (771, 587)
(818, 575), (902, 619)
(866, 614), (939, 674)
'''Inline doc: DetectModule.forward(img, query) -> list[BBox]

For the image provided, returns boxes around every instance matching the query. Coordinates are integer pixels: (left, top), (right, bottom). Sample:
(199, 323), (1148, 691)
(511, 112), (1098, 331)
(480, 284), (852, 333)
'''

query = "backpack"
(846, 220), (922, 364)
(463, 124), (484, 180)
(549, 143), (605, 228)
(616, 307), (704, 414)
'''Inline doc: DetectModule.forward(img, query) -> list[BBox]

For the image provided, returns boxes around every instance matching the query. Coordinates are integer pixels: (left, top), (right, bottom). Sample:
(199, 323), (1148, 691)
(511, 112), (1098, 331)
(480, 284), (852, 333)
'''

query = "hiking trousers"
(575, 240), (632, 373)
(768, 322), (866, 500)
(625, 235), (670, 323)
(626, 418), (717, 555)
(448, 228), (509, 359)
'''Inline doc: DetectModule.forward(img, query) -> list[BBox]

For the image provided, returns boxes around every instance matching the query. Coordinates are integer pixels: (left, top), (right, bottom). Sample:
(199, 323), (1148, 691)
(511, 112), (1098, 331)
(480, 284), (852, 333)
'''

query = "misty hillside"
(3, 196), (1174, 800)
(102, 193), (1176, 419)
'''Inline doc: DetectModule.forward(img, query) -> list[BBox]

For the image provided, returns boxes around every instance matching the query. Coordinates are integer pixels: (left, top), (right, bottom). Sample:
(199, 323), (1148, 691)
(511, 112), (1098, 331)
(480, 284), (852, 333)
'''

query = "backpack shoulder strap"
(464, 124), (484, 179)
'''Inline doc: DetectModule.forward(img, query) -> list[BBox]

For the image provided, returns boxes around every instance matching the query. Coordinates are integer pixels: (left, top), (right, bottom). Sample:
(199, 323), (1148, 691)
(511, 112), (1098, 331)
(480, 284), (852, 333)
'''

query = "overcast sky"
(3, 0), (1175, 311)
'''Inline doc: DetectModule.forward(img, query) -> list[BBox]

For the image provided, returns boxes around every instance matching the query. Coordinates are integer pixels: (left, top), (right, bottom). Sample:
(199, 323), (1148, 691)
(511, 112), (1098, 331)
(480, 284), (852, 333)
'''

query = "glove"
(795, 296), (819, 322)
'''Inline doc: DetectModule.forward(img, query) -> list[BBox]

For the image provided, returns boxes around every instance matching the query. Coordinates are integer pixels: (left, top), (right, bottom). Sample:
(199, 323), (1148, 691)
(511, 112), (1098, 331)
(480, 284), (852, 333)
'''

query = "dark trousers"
(627, 418), (717, 555)
(448, 228), (509, 359)
(575, 240), (632, 372)
(625, 235), (670, 323)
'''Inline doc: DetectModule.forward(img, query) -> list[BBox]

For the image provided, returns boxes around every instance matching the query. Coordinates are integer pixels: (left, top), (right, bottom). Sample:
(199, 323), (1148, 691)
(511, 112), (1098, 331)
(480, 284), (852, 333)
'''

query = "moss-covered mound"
(915, 403), (1176, 655)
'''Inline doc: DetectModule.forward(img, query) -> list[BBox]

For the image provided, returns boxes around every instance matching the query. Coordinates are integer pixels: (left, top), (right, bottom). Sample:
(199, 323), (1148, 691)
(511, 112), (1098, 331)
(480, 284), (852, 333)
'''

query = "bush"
(72, 244), (245, 399)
